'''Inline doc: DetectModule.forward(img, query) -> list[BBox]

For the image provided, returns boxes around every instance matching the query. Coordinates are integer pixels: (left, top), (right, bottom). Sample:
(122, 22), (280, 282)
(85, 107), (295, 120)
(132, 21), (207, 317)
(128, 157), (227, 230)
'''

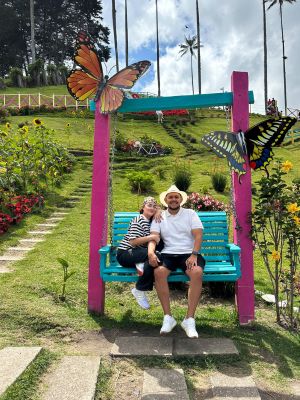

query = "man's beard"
(168, 204), (180, 211)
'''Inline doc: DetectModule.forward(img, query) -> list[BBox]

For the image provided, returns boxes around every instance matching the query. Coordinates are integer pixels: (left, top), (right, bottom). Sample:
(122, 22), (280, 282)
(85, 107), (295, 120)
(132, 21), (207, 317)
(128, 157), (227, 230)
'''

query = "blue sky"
(101, 0), (300, 114)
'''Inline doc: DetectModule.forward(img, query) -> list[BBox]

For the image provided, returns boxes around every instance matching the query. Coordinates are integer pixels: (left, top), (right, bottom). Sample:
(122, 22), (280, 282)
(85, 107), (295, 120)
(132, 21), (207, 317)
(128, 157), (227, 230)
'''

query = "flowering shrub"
(5, 194), (44, 223)
(251, 160), (300, 331)
(0, 212), (13, 234)
(186, 192), (228, 211)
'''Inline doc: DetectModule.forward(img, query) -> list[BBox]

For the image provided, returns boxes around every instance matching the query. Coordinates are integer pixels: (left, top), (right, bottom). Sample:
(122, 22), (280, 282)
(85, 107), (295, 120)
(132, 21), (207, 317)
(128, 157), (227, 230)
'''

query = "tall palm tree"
(155, 0), (161, 96)
(112, 0), (119, 72)
(125, 0), (128, 66)
(263, 0), (268, 115)
(267, 0), (296, 115)
(179, 35), (198, 95)
(195, 0), (201, 94)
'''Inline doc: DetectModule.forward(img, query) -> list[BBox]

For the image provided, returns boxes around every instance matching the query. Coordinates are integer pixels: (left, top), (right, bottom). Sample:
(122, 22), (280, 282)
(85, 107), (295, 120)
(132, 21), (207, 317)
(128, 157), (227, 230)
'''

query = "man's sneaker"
(181, 317), (198, 338)
(160, 315), (177, 335)
(131, 288), (150, 309)
(135, 263), (144, 276)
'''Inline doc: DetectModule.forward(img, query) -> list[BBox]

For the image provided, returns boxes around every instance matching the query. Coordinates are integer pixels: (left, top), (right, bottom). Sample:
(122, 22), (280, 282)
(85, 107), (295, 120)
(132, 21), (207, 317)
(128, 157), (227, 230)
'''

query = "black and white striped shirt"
(118, 215), (151, 251)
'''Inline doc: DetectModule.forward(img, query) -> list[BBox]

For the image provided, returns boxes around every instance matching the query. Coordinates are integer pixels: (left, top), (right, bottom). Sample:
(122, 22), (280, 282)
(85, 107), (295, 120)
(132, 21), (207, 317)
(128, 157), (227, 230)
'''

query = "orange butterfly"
(67, 31), (151, 113)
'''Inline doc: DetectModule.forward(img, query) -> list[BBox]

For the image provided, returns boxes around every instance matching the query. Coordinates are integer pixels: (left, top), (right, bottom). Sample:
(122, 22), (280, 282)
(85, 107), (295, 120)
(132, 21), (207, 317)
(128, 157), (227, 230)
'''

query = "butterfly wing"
(99, 61), (151, 113)
(67, 31), (103, 101)
(245, 117), (297, 171)
(201, 131), (246, 175)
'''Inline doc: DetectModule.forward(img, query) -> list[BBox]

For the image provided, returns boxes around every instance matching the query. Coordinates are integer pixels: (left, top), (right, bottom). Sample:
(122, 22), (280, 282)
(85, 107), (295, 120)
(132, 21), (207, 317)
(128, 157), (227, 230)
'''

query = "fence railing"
(0, 93), (90, 109)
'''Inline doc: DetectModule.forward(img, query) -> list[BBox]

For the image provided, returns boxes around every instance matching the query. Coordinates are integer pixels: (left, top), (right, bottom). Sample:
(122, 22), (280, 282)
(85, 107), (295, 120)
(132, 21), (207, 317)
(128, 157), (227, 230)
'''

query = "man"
(148, 185), (205, 338)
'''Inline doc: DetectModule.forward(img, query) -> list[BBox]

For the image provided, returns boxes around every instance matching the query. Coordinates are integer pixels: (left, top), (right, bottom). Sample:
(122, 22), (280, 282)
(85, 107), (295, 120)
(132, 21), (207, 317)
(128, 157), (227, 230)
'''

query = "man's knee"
(154, 266), (170, 280)
(187, 266), (203, 280)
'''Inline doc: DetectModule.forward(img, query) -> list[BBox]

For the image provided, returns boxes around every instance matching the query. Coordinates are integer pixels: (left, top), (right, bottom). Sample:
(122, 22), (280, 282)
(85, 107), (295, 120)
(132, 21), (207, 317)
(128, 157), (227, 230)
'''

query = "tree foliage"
(0, 0), (110, 77)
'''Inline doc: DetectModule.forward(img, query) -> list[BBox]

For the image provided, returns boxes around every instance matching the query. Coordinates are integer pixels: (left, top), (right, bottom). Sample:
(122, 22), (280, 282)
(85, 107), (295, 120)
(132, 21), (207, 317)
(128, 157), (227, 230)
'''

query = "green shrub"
(114, 130), (127, 151)
(173, 161), (192, 192)
(127, 172), (155, 193)
(153, 166), (166, 180)
(211, 172), (227, 193)
(190, 137), (197, 143)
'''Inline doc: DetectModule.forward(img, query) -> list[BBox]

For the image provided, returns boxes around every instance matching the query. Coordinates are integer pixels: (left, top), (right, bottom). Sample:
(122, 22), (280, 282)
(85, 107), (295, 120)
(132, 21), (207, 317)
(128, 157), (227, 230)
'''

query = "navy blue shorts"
(158, 253), (205, 272)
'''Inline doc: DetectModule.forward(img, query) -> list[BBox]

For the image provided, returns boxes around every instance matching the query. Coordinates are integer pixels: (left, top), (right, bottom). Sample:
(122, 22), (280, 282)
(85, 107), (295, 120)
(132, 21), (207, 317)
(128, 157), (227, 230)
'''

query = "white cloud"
(101, 0), (300, 114)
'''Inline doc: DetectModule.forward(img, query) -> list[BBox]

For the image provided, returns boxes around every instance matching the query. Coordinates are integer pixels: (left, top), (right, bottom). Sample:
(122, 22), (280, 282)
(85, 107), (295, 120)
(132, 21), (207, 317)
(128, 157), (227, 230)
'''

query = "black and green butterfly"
(201, 117), (297, 177)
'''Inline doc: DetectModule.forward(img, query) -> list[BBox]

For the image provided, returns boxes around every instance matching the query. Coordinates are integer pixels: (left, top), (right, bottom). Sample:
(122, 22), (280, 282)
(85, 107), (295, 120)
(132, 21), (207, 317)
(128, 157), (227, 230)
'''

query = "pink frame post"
(231, 71), (255, 324)
(87, 107), (110, 314)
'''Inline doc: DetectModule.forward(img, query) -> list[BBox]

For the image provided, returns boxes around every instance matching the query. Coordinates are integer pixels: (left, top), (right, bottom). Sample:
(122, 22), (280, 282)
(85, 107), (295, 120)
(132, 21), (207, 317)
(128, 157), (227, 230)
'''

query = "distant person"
(148, 185), (205, 338)
(156, 110), (164, 123)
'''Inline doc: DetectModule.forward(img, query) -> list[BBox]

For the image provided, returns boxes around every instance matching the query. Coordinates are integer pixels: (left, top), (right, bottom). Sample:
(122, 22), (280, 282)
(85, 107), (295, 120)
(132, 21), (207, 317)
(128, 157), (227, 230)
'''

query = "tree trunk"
(30, 0), (36, 62)
(280, 4), (287, 116)
(196, 0), (201, 94)
(263, 0), (268, 115)
(190, 53), (194, 95)
(125, 0), (128, 66)
(155, 0), (161, 96)
(112, 0), (119, 72)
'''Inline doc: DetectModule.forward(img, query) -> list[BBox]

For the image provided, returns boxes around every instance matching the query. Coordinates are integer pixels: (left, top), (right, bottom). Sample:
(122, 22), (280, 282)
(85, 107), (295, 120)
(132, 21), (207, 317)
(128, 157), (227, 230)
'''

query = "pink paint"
(87, 109), (110, 314)
(231, 71), (255, 324)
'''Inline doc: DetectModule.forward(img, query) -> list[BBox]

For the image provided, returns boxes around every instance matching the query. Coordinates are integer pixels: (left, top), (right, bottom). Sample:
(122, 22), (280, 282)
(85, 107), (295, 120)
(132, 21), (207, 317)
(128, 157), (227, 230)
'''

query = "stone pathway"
(0, 346), (42, 396)
(142, 368), (189, 399)
(210, 372), (261, 400)
(0, 180), (92, 274)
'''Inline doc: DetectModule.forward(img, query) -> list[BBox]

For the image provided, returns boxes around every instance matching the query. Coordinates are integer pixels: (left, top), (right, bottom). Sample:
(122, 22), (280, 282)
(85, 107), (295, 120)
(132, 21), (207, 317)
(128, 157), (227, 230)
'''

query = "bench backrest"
(111, 211), (231, 265)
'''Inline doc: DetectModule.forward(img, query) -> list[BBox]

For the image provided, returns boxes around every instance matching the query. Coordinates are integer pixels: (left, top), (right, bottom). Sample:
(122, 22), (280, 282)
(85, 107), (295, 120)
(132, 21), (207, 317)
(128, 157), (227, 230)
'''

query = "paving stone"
(4, 248), (30, 258)
(0, 261), (13, 273)
(69, 196), (83, 199)
(142, 368), (189, 400)
(174, 338), (238, 356)
(36, 223), (57, 228)
(42, 356), (100, 400)
(291, 381), (300, 396)
(0, 346), (42, 396)
(28, 231), (52, 235)
(45, 218), (63, 223)
(210, 372), (261, 400)
(51, 212), (69, 216)
(19, 238), (44, 245)
(8, 247), (32, 252)
(0, 255), (24, 261)
(110, 336), (173, 357)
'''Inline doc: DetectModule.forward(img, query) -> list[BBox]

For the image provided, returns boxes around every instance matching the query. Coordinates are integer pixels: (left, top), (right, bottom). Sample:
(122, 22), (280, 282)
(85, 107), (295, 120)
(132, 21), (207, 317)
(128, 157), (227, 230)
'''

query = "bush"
(186, 193), (228, 211)
(211, 172), (227, 192)
(153, 167), (166, 180)
(173, 162), (192, 192)
(127, 172), (155, 193)
(190, 137), (197, 143)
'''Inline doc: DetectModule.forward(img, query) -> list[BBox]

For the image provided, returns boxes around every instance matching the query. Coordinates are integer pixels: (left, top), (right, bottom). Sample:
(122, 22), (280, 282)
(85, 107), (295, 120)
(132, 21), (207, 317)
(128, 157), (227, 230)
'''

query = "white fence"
(0, 93), (90, 110)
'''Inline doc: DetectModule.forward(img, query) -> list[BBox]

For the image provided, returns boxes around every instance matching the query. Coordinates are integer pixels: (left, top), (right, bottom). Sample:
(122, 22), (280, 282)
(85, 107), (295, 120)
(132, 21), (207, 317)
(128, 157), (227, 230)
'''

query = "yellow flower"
(287, 203), (300, 213)
(20, 125), (29, 134)
(293, 216), (300, 225)
(0, 166), (7, 174)
(281, 160), (293, 172)
(5, 122), (11, 129)
(33, 118), (43, 126)
(0, 130), (7, 137)
(66, 123), (71, 128)
(271, 250), (280, 261)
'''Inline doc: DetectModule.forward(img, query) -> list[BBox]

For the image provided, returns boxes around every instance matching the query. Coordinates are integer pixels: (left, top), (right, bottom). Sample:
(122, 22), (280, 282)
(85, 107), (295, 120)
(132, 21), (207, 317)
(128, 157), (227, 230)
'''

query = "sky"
(100, 0), (300, 114)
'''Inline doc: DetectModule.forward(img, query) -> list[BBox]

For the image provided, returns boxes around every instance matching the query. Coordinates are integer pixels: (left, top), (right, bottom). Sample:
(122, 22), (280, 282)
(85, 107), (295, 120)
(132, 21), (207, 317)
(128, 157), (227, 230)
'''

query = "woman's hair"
(139, 197), (157, 217)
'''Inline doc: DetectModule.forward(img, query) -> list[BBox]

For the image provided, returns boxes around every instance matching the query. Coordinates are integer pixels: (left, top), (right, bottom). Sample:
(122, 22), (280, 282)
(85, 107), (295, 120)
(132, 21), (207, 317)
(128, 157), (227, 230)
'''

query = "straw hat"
(159, 185), (188, 207)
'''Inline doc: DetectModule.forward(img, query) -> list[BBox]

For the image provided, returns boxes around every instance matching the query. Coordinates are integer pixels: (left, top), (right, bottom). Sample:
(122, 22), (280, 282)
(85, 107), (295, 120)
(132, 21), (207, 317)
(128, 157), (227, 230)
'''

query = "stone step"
(8, 247), (33, 252)
(19, 238), (44, 244)
(0, 255), (23, 261)
(0, 346), (42, 396)
(51, 212), (69, 216)
(0, 261), (13, 273)
(210, 372), (261, 399)
(110, 336), (238, 357)
(28, 231), (52, 235)
(36, 223), (57, 228)
(41, 356), (100, 400)
(45, 217), (64, 222)
(142, 368), (189, 399)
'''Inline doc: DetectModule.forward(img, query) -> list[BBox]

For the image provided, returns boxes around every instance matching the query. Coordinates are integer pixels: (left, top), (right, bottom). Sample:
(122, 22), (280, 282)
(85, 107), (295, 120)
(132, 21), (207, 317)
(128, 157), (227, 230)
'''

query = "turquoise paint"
(89, 91), (254, 113)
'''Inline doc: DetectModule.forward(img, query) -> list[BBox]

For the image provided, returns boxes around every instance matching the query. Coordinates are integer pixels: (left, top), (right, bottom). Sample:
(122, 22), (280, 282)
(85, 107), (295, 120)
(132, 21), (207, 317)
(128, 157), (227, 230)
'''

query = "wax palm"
(179, 35), (199, 95)
(267, 0), (296, 115)
(263, 0), (268, 114)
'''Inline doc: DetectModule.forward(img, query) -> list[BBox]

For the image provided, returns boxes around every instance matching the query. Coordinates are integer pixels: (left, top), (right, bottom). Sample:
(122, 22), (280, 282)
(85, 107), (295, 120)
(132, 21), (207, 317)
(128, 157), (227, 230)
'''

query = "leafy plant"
(211, 172), (227, 193)
(173, 160), (192, 192)
(127, 172), (155, 193)
(251, 160), (300, 331)
(57, 258), (76, 301)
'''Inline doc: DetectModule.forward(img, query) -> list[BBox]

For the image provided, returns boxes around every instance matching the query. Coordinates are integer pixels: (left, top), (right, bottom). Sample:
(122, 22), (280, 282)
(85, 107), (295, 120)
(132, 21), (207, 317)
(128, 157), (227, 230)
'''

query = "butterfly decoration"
(67, 31), (151, 113)
(201, 117), (297, 177)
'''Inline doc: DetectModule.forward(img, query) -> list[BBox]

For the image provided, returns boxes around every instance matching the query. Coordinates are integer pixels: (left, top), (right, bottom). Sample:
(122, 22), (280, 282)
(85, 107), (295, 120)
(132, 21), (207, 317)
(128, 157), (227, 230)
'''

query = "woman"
(117, 197), (161, 310)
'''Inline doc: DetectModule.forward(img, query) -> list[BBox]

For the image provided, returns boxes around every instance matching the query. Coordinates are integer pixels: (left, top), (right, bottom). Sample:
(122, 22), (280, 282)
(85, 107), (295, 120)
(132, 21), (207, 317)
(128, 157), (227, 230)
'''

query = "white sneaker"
(181, 317), (198, 338)
(160, 315), (177, 335)
(131, 288), (150, 309)
(135, 263), (144, 276)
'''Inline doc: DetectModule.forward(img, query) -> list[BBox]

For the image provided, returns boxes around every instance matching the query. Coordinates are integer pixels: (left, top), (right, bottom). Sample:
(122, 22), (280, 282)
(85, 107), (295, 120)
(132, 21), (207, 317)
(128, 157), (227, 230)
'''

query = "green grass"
(0, 108), (299, 398)
(0, 85), (69, 95)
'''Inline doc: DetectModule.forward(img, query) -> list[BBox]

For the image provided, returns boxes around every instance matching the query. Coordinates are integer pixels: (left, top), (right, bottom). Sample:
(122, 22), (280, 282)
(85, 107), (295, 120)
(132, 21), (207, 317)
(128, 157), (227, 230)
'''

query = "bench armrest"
(99, 245), (111, 255)
(226, 243), (240, 253)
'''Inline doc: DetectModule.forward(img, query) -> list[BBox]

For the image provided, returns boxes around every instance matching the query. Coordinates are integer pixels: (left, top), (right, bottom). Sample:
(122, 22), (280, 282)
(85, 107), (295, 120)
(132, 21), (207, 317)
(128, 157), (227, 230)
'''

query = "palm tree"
(267, 0), (296, 115)
(125, 0), (128, 66)
(179, 35), (199, 95)
(155, 0), (161, 96)
(112, 0), (119, 72)
(263, 0), (268, 115)
(195, 0), (201, 94)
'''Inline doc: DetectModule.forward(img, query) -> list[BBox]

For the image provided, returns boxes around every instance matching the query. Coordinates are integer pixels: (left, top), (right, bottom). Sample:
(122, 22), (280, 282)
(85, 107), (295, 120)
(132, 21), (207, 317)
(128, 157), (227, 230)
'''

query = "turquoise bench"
(99, 211), (241, 282)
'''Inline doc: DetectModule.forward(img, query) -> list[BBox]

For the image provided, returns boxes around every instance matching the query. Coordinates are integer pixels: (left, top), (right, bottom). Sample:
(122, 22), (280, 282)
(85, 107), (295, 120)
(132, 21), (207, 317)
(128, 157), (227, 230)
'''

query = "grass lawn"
(0, 108), (299, 399)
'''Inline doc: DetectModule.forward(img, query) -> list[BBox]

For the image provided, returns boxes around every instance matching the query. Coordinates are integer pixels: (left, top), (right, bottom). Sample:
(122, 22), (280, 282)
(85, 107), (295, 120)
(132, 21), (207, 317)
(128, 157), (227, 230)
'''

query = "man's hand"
(148, 252), (160, 268)
(185, 254), (198, 270)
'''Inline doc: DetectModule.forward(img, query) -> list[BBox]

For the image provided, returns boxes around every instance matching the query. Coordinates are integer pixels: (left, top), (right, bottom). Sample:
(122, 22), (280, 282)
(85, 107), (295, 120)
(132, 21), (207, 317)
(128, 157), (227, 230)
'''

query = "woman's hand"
(148, 234), (160, 244)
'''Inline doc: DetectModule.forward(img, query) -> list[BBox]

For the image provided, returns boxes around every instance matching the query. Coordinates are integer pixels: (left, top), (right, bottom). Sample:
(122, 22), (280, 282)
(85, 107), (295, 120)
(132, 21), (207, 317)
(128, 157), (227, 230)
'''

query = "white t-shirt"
(150, 208), (203, 254)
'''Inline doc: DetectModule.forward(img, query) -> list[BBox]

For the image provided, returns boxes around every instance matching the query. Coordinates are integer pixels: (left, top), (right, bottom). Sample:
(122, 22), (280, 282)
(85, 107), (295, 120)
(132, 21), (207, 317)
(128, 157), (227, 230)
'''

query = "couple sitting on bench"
(116, 185), (205, 339)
